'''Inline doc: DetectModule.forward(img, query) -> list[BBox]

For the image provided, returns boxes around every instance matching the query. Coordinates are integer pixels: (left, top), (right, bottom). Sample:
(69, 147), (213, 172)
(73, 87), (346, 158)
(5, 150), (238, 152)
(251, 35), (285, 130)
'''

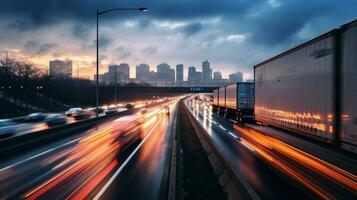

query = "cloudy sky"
(0, 0), (356, 80)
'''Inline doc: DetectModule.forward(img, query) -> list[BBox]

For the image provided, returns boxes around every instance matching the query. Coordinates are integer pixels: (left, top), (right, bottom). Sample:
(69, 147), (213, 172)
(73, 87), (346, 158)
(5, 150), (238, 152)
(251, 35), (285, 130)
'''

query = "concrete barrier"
(181, 101), (260, 200)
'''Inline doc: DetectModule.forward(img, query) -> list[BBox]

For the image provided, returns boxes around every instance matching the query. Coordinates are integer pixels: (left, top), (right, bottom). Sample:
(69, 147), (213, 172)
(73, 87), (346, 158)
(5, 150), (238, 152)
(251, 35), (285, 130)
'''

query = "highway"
(184, 96), (357, 199)
(0, 99), (166, 141)
(0, 99), (179, 199)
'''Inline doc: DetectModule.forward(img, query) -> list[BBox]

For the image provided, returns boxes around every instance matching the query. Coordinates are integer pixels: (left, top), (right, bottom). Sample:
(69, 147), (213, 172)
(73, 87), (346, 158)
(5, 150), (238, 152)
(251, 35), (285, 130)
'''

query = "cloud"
(141, 46), (158, 55)
(116, 46), (132, 59)
(23, 40), (39, 53)
(89, 35), (112, 49)
(177, 22), (202, 37)
(23, 41), (57, 56)
(71, 24), (90, 40)
(1, 0), (357, 79)
(35, 43), (57, 55)
(100, 54), (108, 61)
(138, 18), (152, 29)
(226, 34), (246, 42)
(5, 20), (35, 31)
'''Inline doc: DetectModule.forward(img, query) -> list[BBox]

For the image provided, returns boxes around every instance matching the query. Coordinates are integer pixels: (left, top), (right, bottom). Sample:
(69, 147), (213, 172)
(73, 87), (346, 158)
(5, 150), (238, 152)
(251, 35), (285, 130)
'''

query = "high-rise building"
(168, 68), (175, 83)
(136, 63), (150, 81)
(117, 63), (130, 82)
(188, 66), (196, 83)
(195, 71), (202, 83)
(229, 72), (243, 82)
(187, 66), (202, 83)
(156, 63), (175, 82)
(176, 64), (184, 83)
(202, 60), (212, 83)
(157, 63), (170, 73)
(49, 60), (72, 78)
(106, 63), (130, 84)
(213, 71), (222, 81)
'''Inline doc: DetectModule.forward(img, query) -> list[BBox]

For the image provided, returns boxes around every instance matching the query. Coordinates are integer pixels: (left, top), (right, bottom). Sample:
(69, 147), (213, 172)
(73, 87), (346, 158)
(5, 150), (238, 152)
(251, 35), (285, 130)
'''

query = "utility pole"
(96, 9), (99, 117)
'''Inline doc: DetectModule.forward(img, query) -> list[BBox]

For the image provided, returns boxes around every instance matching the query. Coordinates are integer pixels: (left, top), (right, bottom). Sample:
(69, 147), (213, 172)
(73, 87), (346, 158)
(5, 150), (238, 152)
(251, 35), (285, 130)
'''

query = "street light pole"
(96, 7), (147, 117)
(96, 9), (99, 117)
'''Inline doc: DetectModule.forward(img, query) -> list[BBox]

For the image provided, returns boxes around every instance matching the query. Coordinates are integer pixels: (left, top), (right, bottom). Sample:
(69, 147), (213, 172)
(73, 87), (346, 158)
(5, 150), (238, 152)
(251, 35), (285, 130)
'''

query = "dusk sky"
(0, 0), (356, 80)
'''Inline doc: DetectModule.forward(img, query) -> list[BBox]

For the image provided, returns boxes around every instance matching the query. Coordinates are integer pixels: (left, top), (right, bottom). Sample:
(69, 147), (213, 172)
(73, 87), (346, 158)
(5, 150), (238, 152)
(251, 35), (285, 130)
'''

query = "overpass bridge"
(102, 86), (218, 93)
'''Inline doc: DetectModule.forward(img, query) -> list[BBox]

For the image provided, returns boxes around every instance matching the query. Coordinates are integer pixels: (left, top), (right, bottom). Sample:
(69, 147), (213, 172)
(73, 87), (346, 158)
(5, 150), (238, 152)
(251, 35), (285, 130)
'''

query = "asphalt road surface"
(0, 99), (178, 200)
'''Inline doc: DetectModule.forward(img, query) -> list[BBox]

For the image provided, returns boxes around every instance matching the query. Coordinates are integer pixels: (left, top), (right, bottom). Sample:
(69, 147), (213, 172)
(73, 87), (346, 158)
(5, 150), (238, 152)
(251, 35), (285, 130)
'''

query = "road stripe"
(93, 115), (165, 200)
(0, 137), (82, 172)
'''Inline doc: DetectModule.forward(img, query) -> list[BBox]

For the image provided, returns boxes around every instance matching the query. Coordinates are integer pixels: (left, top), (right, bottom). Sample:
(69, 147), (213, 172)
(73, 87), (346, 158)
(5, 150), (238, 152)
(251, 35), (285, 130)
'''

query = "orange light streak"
(234, 125), (357, 198)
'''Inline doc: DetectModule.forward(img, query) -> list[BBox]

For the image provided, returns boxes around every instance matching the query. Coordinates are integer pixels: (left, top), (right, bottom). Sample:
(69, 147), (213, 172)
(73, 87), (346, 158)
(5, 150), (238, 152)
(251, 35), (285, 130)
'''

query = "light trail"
(234, 125), (357, 199)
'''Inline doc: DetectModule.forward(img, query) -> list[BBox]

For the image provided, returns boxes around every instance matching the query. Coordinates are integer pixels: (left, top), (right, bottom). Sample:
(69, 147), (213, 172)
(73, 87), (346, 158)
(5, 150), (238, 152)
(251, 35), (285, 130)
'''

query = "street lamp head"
(138, 7), (148, 12)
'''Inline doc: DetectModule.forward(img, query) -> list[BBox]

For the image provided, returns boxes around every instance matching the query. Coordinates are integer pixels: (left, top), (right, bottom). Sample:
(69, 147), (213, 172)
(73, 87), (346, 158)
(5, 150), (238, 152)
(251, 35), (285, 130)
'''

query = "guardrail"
(0, 109), (135, 159)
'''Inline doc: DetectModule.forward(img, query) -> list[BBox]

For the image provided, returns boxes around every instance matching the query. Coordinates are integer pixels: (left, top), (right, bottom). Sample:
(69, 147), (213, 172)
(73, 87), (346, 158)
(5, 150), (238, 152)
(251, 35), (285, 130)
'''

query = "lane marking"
(229, 119), (238, 123)
(240, 141), (255, 152)
(93, 115), (165, 200)
(0, 138), (82, 172)
(228, 131), (239, 139)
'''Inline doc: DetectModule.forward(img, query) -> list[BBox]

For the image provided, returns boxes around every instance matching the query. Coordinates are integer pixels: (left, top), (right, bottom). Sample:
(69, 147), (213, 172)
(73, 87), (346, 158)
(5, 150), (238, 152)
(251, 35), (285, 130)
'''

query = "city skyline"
(94, 60), (244, 84)
(1, 1), (356, 80)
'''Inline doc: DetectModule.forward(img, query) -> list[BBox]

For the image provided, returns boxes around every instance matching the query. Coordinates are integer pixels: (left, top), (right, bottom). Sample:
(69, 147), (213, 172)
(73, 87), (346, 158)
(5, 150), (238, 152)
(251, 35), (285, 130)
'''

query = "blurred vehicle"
(26, 112), (46, 122)
(164, 104), (170, 115)
(158, 105), (170, 115)
(125, 103), (134, 110)
(65, 108), (82, 116)
(140, 108), (148, 114)
(105, 107), (118, 115)
(112, 115), (144, 145)
(89, 107), (104, 114)
(0, 119), (18, 138)
(44, 114), (67, 126)
(73, 110), (94, 120)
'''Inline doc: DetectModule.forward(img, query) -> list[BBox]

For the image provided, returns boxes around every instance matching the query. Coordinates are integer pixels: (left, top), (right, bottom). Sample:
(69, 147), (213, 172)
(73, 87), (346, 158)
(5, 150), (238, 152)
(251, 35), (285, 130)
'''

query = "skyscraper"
(118, 63), (130, 82)
(188, 66), (196, 83)
(188, 66), (202, 83)
(49, 60), (72, 78)
(213, 71), (222, 81)
(136, 63), (150, 81)
(195, 71), (202, 83)
(157, 63), (175, 82)
(107, 63), (130, 83)
(202, 60), (212, 83)
(229, 72), (243, 82)
(176, 64), (184, 83)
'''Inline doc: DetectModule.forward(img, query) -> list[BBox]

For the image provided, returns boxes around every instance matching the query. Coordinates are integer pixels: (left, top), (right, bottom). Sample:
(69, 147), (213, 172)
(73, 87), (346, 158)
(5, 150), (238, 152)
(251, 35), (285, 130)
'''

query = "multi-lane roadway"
(185, 96), (357, 199)
(0, 95), (356, 199)
(0, 98), (179, 199)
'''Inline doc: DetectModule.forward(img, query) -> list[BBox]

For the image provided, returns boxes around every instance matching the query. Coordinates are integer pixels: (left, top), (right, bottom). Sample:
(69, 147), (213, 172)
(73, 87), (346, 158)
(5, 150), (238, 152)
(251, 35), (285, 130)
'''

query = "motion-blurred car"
(158, 105), (170, 115)
(112, 115), (144, 145)
(65, 108), (82, 116)
(44, 114), (67, 126)
(125, 103), (134, 110)
(26, 112), (46, 122)
(139, 108), (148, 114)
(88, 107), (104, 114)
(0, 119), (19, 138)
(73, 109), (94, 120)
(105, 107), (118, 115)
